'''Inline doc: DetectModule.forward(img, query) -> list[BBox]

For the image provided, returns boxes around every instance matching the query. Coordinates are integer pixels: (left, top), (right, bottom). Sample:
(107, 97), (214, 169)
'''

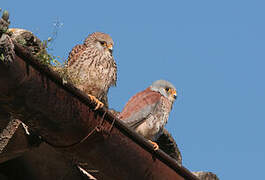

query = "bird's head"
(150, 80), (177, 102)
(85, 32), (114, 55)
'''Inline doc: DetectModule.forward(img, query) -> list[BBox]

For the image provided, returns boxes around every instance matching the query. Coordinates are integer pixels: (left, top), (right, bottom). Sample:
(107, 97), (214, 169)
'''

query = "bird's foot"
(88, 95), (104, 110)
(148, 140), (159, 151)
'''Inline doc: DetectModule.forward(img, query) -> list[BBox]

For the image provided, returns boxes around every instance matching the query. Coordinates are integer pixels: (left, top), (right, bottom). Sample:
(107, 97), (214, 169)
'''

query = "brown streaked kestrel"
(119, 80), (177, 150)
(66, 32), (117, 109)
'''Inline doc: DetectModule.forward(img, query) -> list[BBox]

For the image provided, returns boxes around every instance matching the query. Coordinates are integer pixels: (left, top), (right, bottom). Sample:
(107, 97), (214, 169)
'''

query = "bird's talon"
(95, 101), (104, 110)
(88, 95), (104, 110)
(148, 140), (159, 151)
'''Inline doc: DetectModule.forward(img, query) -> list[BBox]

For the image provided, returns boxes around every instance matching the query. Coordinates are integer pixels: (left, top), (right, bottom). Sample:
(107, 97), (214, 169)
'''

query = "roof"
(0, 38), (199, 180)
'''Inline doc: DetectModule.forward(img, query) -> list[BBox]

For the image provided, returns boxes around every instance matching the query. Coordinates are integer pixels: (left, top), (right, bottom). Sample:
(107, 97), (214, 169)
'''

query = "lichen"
(16, 38), (27, 46)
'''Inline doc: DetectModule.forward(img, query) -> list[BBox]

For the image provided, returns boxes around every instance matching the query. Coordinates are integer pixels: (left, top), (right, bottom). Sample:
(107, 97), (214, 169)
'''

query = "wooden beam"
(0, 109), (38, 163)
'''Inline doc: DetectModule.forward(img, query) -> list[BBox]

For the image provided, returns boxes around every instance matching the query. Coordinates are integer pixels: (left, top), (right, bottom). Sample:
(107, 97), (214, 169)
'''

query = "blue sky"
(2, 1), (265, 179)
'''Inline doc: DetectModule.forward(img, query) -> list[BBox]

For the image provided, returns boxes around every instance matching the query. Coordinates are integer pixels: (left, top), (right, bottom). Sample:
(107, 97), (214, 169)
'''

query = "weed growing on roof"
(36, 18), (64, 66)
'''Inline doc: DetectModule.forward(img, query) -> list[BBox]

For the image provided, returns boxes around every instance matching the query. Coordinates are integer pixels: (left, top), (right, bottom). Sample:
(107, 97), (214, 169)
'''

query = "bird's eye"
(165, 88), (170, 91)
(100, 41), (106, 46)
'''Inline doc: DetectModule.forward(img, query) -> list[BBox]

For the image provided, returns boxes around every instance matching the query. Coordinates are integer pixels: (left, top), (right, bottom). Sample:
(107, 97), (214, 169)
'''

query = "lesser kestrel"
(67, 32), (117, 109)
(119, 80), (177, 150)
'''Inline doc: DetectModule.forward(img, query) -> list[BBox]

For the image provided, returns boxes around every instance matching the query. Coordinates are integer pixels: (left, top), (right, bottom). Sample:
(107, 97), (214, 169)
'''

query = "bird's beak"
(107, 43), (113, 50)
(107, 43), (113, 54)
(169, 89), (177, 100)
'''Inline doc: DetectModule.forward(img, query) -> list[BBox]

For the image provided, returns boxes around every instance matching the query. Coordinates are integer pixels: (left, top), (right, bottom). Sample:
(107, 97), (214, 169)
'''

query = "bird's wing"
(67, 44), (87, 66)
(119, 88), (161, 128)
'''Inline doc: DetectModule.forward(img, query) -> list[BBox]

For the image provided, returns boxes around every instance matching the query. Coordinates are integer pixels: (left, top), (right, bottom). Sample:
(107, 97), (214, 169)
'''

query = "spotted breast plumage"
(119, 80), (177, 150)
(67, 32), (117, 109)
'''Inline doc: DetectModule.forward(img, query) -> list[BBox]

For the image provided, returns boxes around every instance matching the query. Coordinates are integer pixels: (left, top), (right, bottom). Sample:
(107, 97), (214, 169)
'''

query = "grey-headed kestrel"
(119, 80), (177, 150)
(67, 32), (117, 109)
